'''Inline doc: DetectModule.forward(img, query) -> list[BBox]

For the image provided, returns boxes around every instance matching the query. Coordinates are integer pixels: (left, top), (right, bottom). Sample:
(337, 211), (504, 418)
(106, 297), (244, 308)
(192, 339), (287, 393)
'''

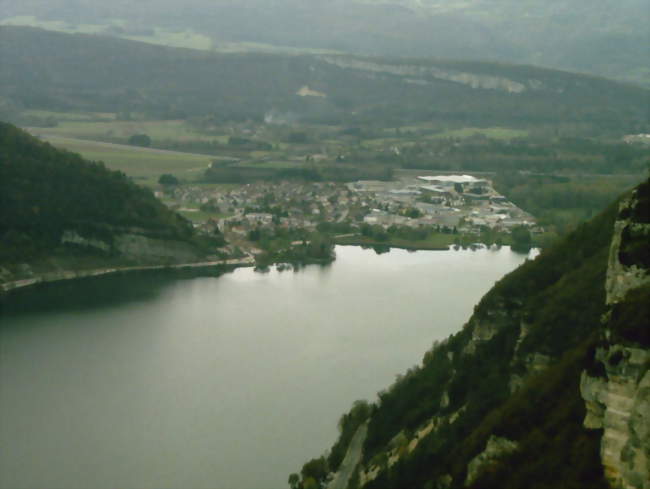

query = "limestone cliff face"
(112, 233), (203, 263)
(465, 436), (519, 487)
(581, 185), (650, 489)
(62, 229), (203, 263)
(605, 194), (650, 304)
(61, 230), (111, 253)
(581, 347), (650, 489)
(0, 228), (207, 293)
(320, 56), (536, 93)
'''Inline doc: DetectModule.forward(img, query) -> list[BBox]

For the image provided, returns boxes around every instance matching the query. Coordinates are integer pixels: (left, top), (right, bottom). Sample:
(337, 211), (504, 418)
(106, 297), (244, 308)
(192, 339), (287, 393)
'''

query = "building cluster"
(161, 181), (367, 234)
(351, 174), (536, 233)
(159, 174), (536, 250)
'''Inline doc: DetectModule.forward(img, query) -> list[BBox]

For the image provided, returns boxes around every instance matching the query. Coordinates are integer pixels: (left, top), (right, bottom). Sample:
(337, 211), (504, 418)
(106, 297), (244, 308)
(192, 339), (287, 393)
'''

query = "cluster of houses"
(158, 174), (536, 253)
(160, 180), (370, 234)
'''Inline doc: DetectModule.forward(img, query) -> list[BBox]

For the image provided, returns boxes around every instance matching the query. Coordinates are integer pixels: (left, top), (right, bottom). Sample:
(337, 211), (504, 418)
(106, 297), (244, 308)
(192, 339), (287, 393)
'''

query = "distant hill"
(1, 0), (648, 86)
(290, 178), (650, 488)
(0, 122), (215, 286)
(0, 26), (647, 134)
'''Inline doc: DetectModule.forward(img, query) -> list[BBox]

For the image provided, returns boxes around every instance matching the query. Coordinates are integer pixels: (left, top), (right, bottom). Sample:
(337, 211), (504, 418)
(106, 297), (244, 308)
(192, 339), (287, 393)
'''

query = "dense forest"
(0, 122), (195, 262)
(0, 27), (648, 134)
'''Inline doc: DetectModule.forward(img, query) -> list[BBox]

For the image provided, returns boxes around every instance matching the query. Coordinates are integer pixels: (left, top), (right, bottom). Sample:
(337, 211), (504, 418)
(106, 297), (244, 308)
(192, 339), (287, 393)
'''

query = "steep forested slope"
(292, 179), (649, 489)
(0, 123), (212, 283)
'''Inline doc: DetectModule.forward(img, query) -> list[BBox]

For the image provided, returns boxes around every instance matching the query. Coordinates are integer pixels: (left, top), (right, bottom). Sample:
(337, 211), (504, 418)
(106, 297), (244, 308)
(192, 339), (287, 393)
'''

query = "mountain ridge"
(2, 0), (648, 86)
(1, 26), (647, 133)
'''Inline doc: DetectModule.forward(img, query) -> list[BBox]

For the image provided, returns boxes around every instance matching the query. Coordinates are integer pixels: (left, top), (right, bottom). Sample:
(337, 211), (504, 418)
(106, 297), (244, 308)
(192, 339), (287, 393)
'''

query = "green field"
(23, 110), (116, 122)
(429, 127), (528, 140)
(237, 160), (306, 169)
(177, 209), (230, 223)
(361, 126), (527, 146)
(29, 119), (221, 143)
(38, 136), (213, 186)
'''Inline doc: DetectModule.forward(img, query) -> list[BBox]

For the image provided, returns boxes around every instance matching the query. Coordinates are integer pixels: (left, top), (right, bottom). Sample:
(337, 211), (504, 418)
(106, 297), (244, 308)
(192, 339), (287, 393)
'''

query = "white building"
(417, 175), (488, 191)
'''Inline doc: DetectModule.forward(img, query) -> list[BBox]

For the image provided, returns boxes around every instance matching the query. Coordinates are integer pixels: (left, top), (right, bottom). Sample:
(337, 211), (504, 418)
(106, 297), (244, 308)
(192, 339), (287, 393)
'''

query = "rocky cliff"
(0, 229), (210, 293)
(292, 179), (649, 489)
(320, 56), (531, 93)
(581, 181), (650, 489)
(62, 229), (205, 263)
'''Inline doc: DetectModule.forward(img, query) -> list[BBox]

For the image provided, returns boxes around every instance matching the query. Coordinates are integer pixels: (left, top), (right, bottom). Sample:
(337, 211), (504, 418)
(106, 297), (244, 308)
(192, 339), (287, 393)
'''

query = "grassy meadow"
(33, 135), (214, 186)
(28, 118), (223, 142)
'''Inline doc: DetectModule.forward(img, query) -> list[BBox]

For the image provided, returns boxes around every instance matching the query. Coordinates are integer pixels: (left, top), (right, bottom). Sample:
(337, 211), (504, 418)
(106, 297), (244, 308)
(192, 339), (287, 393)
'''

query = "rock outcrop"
(465, 436), (519, 487)
(62, 228), (203, 263)
(580, 183), (650, 489)
(320, 56), (535, 93)
(113, 233), (203, 263)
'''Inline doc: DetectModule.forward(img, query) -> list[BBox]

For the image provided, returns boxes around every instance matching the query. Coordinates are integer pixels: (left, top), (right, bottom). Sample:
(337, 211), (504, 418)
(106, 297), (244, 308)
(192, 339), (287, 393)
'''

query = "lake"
(0, 245), (534, 489)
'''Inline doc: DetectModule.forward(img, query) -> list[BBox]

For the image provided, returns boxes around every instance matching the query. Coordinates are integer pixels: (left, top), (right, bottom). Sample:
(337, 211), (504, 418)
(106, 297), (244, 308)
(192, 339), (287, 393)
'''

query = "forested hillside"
(2, 0), (648, 86)
(0, 122), (202, 265)
(0, 27), (647, 133)
(291, 179), (650, 489)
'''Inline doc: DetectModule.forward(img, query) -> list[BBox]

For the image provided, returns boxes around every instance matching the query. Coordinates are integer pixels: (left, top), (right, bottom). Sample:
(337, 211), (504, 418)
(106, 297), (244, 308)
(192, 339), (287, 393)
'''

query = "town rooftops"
(417, 175), (486, 184)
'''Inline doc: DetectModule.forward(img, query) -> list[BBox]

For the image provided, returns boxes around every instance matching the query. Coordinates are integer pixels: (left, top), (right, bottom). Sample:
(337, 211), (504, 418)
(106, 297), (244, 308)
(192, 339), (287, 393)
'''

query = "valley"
(0, 18), (648, 489)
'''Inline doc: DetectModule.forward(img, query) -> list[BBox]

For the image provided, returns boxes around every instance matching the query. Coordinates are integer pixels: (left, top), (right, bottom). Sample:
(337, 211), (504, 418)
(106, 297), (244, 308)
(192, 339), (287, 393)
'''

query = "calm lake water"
(0, 246), (534, 489)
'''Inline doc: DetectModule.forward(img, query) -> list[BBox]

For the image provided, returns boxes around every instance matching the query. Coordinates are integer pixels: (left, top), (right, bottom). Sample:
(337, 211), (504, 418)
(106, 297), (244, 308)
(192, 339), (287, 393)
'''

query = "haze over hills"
(1, 0), (648, 86)
(0, 26), (647, 134)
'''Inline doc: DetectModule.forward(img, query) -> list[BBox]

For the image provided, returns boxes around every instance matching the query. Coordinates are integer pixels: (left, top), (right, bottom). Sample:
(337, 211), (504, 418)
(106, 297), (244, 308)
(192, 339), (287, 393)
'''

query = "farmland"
(28, 133), (214, 186)
(18, 104), (649, 244)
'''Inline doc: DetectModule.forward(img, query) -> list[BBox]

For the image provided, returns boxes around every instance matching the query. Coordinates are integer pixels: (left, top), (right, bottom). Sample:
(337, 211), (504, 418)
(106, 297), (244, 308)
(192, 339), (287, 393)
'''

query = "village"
(157, 173), (538, 262)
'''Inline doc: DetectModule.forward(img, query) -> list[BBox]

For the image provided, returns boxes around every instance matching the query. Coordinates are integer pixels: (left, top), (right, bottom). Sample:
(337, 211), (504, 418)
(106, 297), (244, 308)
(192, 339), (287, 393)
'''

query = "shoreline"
(334, 238), (450, 251)
(1, 243), (534, 295)
(0, 256), (255, 295)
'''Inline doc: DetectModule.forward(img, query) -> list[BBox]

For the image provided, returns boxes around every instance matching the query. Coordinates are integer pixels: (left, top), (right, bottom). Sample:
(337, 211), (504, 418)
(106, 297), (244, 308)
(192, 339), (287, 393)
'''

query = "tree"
(288, 473), (300, 489)
(128, 133), (151, 147)
(288, 132), (308, 144)
(158, 174), (179, 185)
(301, 456), (328, 485)
(403, 207), (422, 219)
(302, 478), (319, 489)
(248, 228), (262, 241)
(511, 225), (532, 252)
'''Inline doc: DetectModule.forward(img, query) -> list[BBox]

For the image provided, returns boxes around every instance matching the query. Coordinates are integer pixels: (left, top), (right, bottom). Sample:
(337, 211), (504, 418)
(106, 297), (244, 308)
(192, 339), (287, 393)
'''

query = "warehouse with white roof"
(417, 174), (487, 185)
